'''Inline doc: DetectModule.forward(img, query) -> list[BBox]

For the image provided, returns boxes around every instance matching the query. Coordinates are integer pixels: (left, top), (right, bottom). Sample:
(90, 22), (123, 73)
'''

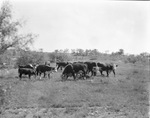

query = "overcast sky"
(1, 0), (150, 54)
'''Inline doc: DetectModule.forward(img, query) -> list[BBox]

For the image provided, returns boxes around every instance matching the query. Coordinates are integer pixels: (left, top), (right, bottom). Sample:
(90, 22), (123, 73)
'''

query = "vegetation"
(15, 50), (44, 67)
(0, 47), (149, 67)
(0, 1), (37, 56)
(0, 1), (37, 113)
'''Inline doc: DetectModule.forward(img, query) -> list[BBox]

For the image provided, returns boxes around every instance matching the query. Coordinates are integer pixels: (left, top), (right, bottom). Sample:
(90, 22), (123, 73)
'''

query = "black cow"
(36, 65), (57, 79)
(84, 62), (97, 76)
(97, 62), (118, 77)
(18, 68), (36, 80)
(61, 63), (87, 80)
(56, 62), (70, 70)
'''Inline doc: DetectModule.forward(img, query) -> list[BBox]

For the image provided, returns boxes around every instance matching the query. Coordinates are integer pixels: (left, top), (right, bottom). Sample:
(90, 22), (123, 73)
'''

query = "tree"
(85, 49), (91, 56)
(140, 52), (149, 57)
(71, 49), (76, 55)
(77, 49), (84, 56)
(63, 48), (69, 53)
(0, 1), (37, 55)
(118, 49), (124, 55)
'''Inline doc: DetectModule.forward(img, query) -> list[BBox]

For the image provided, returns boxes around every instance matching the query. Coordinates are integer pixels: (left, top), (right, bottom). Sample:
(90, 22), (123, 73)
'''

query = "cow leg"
(37, 72), (40, 77)
(57, 66), (60, 70)
(34, 74), (36, 79)
(39, 72), (42, 79)
(90, 70), (93, 76)
(36, 71), (38, 76)
(100, 71), (104, 76)
(112, 70), (115, 77)
(19, 74), (22, 80)
(66, 75), (69, 79)
(83, 71), (87, 80)
(44, 72), (46, 78)
(94, 71), (97, 76)
(91, 69), (96, 76)
(91, 71), (93, 76)
(106, 70), (109, 77)
(65, 74), (69, 80)
(48, 73), (50, 79)
(28, 74), (31, 79)
(72, 72), (76, 80)
(86, 70), (89, 75)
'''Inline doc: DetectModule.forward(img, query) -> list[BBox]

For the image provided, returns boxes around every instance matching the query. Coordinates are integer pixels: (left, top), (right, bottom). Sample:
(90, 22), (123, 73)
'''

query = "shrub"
(15, 51), (44, 67)
(124, 55), (148, 64)
(126, 56), (137, 64)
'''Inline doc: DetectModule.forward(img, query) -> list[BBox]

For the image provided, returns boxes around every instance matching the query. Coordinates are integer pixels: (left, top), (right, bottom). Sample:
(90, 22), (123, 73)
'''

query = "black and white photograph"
(0, 0), (149, 117)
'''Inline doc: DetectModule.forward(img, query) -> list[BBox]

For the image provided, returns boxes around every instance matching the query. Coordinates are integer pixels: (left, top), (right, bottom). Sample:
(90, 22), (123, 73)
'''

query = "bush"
(124, 55), (148, 64)
(127, 56), (137, 64)
(16, 51), (44, 66)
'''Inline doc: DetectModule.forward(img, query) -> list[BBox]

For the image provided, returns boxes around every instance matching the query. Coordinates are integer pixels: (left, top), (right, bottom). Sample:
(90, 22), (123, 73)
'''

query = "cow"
(56, 62), (70, 70)
(84, 61), (97, 76)
(18, 68), (36, 80)
(18, 64), (36, 80)
(97, 62), (118, 77)
(61, 63), (88, 81)
(36, 65), (57, 79)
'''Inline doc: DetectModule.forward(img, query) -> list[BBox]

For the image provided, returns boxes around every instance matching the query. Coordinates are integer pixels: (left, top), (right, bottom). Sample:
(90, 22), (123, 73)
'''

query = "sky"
(1, 0), (150, 54)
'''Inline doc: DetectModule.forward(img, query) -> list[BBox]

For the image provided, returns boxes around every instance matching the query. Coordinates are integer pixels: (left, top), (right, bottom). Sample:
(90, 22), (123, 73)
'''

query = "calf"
(18, 68), (36, 80)
(97, 62), (118, 77)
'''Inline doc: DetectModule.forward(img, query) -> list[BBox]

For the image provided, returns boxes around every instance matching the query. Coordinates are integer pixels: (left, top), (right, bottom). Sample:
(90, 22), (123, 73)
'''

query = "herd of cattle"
(18, 61), (118, 80)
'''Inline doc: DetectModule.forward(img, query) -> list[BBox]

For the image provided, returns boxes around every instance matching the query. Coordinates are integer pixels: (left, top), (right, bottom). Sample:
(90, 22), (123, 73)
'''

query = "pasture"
(0, 61), (149, 118)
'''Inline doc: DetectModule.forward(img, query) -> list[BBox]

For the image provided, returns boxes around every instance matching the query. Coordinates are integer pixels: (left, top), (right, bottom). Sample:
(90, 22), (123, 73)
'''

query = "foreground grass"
(0, 62), (149, 118)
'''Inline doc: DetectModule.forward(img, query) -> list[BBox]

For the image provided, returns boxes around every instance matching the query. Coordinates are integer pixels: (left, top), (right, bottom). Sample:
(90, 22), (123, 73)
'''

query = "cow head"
(51, 67), (57, 73)
(53, 67), (57, 72)
(92, 66), (99, 73)
(113, 64), (118, 70)
(61, 74), (67, 80)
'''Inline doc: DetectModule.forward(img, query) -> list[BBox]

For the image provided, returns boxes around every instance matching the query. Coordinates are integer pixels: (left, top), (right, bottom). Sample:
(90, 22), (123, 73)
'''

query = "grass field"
(0, 61), (149, 118)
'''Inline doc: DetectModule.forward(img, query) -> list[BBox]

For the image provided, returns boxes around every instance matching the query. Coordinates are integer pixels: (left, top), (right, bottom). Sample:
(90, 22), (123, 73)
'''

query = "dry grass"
(0, 61), (149, 118)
